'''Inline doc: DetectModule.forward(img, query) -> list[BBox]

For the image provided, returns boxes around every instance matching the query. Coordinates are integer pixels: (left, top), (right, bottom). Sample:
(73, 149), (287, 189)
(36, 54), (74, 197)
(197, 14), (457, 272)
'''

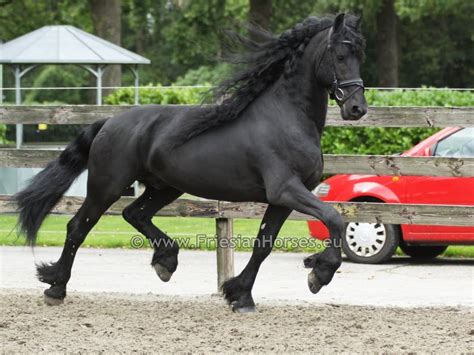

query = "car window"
(434, 128), (474, 157)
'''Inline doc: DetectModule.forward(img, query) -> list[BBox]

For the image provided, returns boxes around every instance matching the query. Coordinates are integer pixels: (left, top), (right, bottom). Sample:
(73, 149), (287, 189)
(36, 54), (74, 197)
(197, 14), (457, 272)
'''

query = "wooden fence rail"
(2, 148), (473, 177)
(1, 195), (473, 226)
(1, 105), (473, 127)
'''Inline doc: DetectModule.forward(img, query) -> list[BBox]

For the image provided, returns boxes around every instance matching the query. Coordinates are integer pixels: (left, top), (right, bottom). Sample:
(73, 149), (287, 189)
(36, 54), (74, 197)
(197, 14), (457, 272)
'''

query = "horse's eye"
(337, 55), (345, 62)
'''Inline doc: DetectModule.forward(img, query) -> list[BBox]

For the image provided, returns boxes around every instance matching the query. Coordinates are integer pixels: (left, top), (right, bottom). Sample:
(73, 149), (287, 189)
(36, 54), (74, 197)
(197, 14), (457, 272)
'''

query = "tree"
(375, 0), (398, 86)
(89, 0), (122, 94)
(249, 0), (272, 30)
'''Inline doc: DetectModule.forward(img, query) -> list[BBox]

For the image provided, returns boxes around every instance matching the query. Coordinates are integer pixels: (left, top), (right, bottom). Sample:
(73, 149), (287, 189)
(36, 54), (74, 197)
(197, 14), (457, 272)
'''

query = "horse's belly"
(164, 172), (267, 202)
(153, 153), (267, 202)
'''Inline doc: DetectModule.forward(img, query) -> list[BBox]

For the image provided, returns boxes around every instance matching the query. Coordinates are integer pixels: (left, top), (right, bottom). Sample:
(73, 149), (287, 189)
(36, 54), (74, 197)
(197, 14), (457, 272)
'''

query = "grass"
(1, 214), (472, 257)
(0, 214), (322, 252)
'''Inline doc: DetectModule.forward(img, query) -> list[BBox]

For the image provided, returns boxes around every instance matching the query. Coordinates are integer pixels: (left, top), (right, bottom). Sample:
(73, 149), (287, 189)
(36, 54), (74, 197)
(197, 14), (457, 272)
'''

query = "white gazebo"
(0, 25), (150, 147)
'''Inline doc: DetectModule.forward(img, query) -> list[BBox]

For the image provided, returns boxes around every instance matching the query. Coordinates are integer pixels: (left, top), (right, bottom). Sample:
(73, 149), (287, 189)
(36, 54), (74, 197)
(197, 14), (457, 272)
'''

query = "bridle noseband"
(315, 27), (365, 105)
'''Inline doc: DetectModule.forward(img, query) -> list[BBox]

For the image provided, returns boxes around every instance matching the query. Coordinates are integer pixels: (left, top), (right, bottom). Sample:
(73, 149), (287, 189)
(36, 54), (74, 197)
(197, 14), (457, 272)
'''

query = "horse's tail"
(15, 119), (107, 245)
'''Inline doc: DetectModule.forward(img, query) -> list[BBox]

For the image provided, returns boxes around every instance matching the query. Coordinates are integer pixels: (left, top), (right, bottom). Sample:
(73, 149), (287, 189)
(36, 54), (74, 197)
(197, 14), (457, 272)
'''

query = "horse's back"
(88, 105), (195, 180)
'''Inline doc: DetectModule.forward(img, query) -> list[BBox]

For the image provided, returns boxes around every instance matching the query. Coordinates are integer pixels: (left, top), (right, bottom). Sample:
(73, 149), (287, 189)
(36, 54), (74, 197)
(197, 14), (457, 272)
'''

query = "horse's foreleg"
(122, 186), (183, 281)
(267, 177), (344, 295)
(222, 205), (291, 313)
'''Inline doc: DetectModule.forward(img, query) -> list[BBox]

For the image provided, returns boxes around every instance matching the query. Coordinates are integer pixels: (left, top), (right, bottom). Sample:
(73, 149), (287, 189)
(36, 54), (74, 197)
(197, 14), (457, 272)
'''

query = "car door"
(404, 128), (474, 244)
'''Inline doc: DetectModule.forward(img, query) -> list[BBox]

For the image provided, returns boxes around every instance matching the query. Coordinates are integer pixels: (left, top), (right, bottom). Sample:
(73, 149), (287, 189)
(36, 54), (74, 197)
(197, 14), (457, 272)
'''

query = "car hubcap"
(346, 222), (387, 257)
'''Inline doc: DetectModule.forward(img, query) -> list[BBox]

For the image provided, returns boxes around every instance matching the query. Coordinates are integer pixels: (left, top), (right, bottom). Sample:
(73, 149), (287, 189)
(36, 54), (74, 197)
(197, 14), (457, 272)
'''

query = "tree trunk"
(375, 0), (399, 87)
(249, 0), (272, 31)
(89, 0), (122, 97)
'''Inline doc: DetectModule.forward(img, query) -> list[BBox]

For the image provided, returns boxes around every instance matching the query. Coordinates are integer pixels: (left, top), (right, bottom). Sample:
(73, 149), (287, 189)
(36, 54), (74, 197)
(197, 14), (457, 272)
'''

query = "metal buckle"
(334, 87), (345, 102)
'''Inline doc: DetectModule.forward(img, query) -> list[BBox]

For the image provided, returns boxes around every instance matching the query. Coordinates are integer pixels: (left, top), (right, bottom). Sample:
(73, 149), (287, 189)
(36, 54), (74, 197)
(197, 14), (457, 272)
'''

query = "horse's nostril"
(351, 105), (361, 115)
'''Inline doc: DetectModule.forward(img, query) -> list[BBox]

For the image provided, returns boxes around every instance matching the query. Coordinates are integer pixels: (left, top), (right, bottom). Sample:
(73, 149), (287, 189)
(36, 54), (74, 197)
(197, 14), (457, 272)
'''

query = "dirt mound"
(1, 289), (472, 353)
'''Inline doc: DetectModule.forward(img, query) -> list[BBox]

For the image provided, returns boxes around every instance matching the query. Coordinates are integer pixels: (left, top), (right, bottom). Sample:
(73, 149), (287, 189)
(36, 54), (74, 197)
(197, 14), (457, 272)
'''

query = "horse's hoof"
(232, 305), (257, 313)
(307, 271), (323, 294)
(43, 289), (64, 306)
(153, 263), (173, 282)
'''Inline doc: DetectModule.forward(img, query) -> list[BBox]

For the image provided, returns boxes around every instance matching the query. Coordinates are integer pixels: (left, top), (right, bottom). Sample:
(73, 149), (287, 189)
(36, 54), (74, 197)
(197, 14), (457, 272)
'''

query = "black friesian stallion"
(16, 14), (367, 311)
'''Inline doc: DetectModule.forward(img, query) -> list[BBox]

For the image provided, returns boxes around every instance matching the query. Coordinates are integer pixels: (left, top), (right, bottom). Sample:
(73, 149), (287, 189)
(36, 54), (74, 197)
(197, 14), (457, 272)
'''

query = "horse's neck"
(276, 71), (329, 136)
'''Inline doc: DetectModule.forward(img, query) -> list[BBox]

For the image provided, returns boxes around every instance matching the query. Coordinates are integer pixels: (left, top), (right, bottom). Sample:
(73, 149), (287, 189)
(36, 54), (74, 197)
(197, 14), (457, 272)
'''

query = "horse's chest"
(295, 147), (323, 175)
(280, 138), (323, 182)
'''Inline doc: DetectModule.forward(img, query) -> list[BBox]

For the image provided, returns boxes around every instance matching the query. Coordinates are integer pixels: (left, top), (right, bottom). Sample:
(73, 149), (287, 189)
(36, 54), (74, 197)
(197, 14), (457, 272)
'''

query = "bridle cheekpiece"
(315, 27), (365, 106)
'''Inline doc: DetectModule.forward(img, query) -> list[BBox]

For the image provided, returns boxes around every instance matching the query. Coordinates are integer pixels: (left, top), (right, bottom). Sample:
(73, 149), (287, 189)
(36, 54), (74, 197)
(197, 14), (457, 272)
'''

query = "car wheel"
(342, 222), (400, 264)
(399, 243), (448, 259)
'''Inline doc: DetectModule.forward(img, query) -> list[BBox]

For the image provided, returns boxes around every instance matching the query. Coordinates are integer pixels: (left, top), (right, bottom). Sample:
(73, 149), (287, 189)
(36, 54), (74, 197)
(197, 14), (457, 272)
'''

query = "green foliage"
(25, 66), (89, 105)
(104, 84), (207, 105)
(364, 88), (474, 107)
(1, 0), (472, 88)
(321, 126), (436, 155)
(121, 0), (248, 84)
(174, 64), (232, 86)
(0, 124), (8, 144)
(322, 88), (474, 155)
(396, 0), (471, 21)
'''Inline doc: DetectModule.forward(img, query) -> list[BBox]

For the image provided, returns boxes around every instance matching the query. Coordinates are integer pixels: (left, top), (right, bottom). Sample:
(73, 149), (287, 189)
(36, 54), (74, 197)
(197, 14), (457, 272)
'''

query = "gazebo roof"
(0, 25), (150, 65)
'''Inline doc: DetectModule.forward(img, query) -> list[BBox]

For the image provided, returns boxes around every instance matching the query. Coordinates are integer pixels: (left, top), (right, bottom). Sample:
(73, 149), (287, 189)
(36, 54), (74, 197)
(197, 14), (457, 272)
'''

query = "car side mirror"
(424, 147), (431, 156)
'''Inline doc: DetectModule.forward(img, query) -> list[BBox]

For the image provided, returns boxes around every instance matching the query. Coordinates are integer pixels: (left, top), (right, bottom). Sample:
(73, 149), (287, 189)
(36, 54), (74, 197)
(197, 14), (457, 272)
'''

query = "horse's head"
(315, 14), (367, 120)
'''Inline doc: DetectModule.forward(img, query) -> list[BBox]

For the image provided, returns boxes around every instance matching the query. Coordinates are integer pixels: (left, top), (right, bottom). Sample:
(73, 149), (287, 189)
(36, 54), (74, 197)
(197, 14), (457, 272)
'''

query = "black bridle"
(315, 27), (365, 105)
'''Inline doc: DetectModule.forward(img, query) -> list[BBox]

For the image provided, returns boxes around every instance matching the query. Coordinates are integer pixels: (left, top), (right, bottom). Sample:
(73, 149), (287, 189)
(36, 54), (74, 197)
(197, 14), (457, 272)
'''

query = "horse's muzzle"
(341, 103), (367, 121)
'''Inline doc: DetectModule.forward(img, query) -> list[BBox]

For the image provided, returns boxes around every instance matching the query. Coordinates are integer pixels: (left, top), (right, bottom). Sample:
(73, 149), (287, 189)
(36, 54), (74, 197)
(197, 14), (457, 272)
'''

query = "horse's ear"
(333, 13), (345, 33)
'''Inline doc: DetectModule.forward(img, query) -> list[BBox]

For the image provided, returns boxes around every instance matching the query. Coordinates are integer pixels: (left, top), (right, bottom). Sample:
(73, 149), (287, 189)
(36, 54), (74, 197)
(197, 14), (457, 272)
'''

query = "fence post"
(216, 217), (234, 290)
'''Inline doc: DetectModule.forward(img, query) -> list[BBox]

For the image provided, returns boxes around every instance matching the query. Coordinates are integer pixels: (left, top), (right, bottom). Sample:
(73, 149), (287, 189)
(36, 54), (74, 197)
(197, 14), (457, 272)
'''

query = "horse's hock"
(0, 104), (473, 288)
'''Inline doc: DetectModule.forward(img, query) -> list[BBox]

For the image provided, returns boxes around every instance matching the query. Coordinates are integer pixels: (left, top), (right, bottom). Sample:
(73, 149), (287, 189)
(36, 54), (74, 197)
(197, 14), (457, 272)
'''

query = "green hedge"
(364, 89), (473, 107)
(105, 85), (473, 107)
(104, 87), (473, 155)
(325, 89), (473, 155)
(105, 84), (208, 105)
(174, 64), (232, 86)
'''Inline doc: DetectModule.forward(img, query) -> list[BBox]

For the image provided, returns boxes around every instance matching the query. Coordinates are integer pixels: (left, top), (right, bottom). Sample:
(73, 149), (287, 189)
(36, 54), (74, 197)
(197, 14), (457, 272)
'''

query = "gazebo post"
(128, 65), (140, 105)
(14, 65), (22, 149)
(13, 64), (38, 149)
(81, 64), (105, 105)
(134, 65), (139, 105)
(96, 65), (104, 105)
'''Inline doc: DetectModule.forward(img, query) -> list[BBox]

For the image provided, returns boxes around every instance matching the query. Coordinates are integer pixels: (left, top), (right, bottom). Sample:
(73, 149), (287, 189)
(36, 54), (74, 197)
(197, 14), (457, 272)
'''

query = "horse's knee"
(266, 185), (295, 207)
(122, 205), (145, 227)
(122, 205), (134, 224)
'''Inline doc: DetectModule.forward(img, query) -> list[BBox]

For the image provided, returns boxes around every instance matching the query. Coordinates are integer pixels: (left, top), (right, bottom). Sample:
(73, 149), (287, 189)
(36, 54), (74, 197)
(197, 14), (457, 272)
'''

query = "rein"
(315, 27), (365, 105)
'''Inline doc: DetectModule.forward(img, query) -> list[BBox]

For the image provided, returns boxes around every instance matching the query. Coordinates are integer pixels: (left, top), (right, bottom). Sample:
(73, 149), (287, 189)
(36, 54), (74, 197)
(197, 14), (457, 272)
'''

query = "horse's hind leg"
(38, 190), (121, 305)
(122, 186), (183, 281)
(222, 205), (291, 312)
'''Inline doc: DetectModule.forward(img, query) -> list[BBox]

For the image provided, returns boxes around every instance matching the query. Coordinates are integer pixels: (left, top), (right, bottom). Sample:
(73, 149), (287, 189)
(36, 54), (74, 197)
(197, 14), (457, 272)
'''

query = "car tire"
(399, 243), (448, 260)
(342, 222), (400, 264)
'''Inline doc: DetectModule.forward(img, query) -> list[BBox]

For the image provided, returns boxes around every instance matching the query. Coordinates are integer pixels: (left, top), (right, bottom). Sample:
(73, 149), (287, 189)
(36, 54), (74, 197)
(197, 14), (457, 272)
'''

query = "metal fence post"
(216, 217), (234, 290)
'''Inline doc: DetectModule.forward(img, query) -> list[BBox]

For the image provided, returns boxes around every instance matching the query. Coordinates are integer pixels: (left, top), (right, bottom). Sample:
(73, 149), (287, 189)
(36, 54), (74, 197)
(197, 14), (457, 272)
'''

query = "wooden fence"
(1, 105), (473, 289)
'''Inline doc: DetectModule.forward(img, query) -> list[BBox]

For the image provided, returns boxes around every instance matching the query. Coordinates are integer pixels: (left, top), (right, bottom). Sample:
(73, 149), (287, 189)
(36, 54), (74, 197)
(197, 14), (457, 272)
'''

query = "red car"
(308, 127), (474, 263)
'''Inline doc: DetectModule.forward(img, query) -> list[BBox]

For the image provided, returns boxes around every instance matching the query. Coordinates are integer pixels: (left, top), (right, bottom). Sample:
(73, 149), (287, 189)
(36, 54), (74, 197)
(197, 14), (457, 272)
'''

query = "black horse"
(16, 14), (367, 311)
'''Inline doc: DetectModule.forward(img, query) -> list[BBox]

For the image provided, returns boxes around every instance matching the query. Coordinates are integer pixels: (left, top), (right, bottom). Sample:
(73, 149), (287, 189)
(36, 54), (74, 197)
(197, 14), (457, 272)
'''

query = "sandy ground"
(2, 247), (473, 352)
(1, 289), (473, 353)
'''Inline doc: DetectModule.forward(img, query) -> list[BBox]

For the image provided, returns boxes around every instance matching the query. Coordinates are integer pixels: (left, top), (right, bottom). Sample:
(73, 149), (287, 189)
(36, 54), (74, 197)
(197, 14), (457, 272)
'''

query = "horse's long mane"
(173, 15), (364, 148)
